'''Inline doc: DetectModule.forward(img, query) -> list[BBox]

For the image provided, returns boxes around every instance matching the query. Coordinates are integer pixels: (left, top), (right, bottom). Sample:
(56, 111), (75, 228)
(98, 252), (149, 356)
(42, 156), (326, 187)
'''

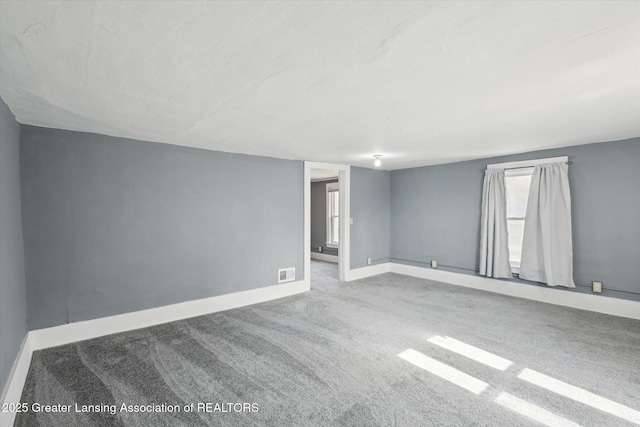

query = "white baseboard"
(390, 263), (640, 320)
(345, 262), (391, 281)
(0, 334), (32, 427)
(29, 279), (309, 351)
(310, 252), (338, 263)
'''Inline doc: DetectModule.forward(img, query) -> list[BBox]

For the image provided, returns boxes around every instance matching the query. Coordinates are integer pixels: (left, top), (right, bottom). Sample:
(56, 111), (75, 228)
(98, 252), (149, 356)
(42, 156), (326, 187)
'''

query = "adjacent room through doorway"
(309, 168), (340, 286)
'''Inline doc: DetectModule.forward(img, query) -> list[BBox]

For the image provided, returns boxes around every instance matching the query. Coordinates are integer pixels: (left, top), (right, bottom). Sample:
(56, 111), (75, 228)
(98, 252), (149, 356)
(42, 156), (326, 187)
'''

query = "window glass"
(505, 169), (532, 269)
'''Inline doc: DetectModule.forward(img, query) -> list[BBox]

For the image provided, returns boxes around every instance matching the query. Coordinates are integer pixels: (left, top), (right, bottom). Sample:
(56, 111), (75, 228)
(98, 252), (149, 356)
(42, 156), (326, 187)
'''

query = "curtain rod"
(504, 161), (572, 171)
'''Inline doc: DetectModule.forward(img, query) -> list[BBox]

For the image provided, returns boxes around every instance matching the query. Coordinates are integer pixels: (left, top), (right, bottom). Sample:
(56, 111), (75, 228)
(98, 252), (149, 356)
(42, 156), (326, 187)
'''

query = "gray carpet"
(310, 259), (338, 285)
(15, 273), (640, 427)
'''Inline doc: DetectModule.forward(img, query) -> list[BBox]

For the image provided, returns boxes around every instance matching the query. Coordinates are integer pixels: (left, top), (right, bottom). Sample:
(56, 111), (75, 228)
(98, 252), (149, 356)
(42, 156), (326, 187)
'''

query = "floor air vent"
(278, 267), (295, 283)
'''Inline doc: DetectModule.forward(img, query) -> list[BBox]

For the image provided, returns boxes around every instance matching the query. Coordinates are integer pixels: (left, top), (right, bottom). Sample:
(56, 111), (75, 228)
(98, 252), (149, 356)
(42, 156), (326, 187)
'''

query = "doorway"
(310, 169), (339, 285)
(304, 162), (350, 287)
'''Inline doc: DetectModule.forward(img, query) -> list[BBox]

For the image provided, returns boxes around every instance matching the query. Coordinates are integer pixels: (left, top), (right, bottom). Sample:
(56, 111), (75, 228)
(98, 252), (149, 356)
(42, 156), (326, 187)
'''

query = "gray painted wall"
(0, 99), (27, 394)
(351, 167), (390, 269)
(391, 138), (640, 301)
(21, 126), (303, 330)
(310, 179), (338, 255)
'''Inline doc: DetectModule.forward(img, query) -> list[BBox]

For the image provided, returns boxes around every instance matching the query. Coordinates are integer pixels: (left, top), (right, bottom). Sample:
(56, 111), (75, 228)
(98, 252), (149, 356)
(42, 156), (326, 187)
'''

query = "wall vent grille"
(278, 267), (295, 283)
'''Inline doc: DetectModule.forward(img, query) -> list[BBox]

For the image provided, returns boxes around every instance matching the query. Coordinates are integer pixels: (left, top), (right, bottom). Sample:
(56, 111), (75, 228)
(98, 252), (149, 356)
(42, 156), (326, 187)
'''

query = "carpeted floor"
(310, 259), (338, 285)
(15, 272), (640, 427)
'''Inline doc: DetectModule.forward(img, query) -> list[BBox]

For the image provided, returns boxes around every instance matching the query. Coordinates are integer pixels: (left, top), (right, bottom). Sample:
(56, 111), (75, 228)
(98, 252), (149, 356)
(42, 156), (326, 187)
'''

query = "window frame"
(504, 167), (533, 274)
(326, 182), (339, 248)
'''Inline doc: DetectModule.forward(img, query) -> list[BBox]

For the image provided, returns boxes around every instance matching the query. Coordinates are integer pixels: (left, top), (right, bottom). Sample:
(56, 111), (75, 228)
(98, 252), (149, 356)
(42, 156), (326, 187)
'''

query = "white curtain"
(479, 169), (512, 278)
(519, 163), (575, 287)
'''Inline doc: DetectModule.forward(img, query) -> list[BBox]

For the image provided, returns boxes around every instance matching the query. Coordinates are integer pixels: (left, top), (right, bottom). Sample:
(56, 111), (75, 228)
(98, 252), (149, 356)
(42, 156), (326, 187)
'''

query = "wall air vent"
(278, 267), (295, 283)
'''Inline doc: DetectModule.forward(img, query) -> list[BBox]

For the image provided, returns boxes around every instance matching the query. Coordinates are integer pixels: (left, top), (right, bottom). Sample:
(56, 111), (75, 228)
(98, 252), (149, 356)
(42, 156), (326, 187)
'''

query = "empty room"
(1, 1), (639, 426)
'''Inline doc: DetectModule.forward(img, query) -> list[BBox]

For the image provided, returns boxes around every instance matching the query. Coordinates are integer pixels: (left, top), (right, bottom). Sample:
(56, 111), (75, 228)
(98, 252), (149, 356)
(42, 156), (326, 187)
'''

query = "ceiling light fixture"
(374, 155), (382, 167)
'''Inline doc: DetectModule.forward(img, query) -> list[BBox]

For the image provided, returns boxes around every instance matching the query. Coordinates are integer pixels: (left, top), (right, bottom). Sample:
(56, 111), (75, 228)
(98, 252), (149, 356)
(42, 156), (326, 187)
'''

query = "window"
(505, 168), (533, 273)
(326, 182), (339, 247)
(488, 155), (568, 274)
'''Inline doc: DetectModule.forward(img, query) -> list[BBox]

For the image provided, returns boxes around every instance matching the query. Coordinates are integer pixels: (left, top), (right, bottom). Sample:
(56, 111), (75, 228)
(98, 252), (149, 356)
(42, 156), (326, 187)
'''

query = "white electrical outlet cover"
(592, 281), (602, 293)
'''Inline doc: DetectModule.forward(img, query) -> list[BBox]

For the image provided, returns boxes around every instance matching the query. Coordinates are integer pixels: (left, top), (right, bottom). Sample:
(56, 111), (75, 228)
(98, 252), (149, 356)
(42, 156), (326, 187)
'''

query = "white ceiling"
(1, 1), (638, 170)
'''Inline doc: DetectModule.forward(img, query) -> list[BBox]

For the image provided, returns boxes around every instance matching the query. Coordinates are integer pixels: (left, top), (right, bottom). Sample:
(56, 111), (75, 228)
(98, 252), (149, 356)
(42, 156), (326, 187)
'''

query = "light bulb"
(374, 155), (382, 167)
